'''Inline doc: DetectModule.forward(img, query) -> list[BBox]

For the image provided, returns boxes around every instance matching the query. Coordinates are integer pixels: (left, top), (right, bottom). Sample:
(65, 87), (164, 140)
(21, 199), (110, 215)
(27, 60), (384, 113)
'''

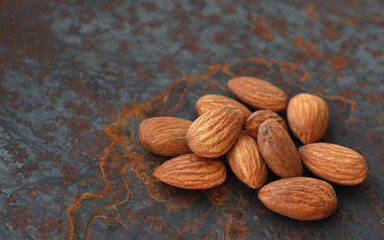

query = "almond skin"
(195, 94), (251, 126)
(246, 110), (288, 139)
(139, 117), (192, 156)
(226, 131), (268, 189)
(287, 93), (329, 144)
(228, 76), (288, 112)
(187, 106), (243, 158)
(258, 177), (337, 220)
(299, 143), (368, 185)
(154, 153), (226, 189)
(257, 119), (303, 178)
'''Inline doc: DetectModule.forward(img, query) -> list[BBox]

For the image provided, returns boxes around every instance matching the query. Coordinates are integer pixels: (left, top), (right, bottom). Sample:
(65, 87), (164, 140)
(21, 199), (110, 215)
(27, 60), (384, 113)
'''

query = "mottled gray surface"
(0, 0), (383, 239)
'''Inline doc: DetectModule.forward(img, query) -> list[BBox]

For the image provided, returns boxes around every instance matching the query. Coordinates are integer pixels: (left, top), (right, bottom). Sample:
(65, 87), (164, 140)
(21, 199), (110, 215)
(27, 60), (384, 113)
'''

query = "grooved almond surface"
(139, 117), (192, 156)
(228, 76), (288, 112)
(299, 143), (368, 185)
(246, 110), (288, 139)
(154, 153), (226, 189)
(226, 131), (268, 189)
(195, 94), (251, 126)
(257, 119), (303, 178)
(287, 93), (329, 144)
(187, 106), (243, 158)
(258, 177), (337, 220)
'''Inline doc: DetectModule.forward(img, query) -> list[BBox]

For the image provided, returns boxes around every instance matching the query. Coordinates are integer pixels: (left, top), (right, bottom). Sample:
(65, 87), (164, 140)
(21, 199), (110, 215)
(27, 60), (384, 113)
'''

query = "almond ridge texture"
(195, 94), (251, 126)
(154, 153), (226, 189)
(187, 106), (243, 158)
(299, 143), (368, 185)
(257, 119), (303, 178)
(139, 117), (192, 156)
(246, 110), (288, 139)
(226, 131), (268, 188)
(258, 177), (337, 220)
(228, 76), (288, 112)
(287, 93), (329, 144)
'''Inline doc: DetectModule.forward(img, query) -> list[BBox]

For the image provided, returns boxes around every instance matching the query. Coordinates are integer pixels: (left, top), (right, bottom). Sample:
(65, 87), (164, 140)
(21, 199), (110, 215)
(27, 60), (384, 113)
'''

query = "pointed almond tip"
(299, 136), (311, 145)
(153, 168), (161, 179)
(257, 188), (265, 200)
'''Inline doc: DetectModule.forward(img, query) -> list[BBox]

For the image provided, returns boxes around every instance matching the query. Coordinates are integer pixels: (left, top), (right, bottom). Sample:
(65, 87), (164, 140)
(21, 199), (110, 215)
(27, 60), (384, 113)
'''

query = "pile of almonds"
(139, 76), (368, 220)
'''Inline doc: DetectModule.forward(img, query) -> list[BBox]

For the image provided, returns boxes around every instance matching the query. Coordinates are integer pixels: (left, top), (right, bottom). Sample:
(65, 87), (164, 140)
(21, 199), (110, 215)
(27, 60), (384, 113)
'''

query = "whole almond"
(258, 177), (337, 220)
(228, 76), (288, 112)
(299, 143), (368, 185)
(154, 153), (226, 189)
(287, 93), (329, 144)
(246, 110), (288, 139)
(187, 106), (242, 158)
(226, 131), (268, 189)
(195, 94), (251, 126)
(139, 117), (192, 156)
(257, 119), (303, 178)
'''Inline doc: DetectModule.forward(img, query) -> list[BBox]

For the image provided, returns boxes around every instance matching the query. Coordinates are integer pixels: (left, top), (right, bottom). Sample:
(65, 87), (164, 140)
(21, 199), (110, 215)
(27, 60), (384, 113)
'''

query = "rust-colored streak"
(223, 56), (311, 82)
(203, 185), (230, 206)
(321, 20), (341, 41)
(341, 89), (360, 99)
(214, 30), (234, 45)
(370, 12), (382, 23)
(67, 78), (206, 239)
(67, 56), (311, 239)
(380, 113), (384, 125)
(342, 16), (359, 25)
(1, 0), (382, 238)
(224, 220), (248, 240)
(329, 56), (348, 70)
(316, 93), (358, 122)
(251, 15), (274, 40)
(294, 38), (322, 59)
(304, 3), (320, 19)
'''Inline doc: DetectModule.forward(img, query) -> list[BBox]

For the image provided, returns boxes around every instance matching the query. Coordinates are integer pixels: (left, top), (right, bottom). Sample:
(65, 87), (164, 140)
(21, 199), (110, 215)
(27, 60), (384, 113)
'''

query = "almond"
(245, 110), (288, 139)
(257, 119), (303, 178)
(228, 76), (288, 112)
(153, 153), (226, 189)
(287, 93), (329, 144)
(299, 143), (368, 185)
(258, 177), (337, 220)
(139, 117), (192, 156)
(195, 94), (251, 126)
(226, 131), (268, 189)
(187, 106), (242, 158)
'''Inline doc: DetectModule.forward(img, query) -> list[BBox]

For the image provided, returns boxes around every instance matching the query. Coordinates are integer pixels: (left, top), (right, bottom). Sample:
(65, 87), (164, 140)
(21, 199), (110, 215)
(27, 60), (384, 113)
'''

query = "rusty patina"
(0, 0), (383, 239)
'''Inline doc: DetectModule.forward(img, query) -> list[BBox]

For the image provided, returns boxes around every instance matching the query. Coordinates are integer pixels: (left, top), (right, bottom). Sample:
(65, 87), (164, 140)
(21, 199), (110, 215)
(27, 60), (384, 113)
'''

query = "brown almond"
(299, 143), (368, 185)
(228, 76), (288, 112)
(257, 119), (303, 178)
(287, 93), (329, 144)
(226, 131), (268, 189)
(195, 94), (251, 126)
(153, 153), (226, 189)
(139, 117), (192, 156)
(187, 106), (242, 158)
(246, 110), (288, 139)
(258, 177), (337, 220)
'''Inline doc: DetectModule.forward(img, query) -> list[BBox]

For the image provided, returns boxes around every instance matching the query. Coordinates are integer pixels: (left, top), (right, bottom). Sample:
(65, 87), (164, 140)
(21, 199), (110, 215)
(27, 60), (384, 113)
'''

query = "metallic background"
(0, 0), (383, 239)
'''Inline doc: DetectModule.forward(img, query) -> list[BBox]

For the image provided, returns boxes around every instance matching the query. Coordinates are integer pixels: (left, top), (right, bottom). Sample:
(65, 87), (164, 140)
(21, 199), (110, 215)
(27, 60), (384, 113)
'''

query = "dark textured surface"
(1, 0), (383, 239)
